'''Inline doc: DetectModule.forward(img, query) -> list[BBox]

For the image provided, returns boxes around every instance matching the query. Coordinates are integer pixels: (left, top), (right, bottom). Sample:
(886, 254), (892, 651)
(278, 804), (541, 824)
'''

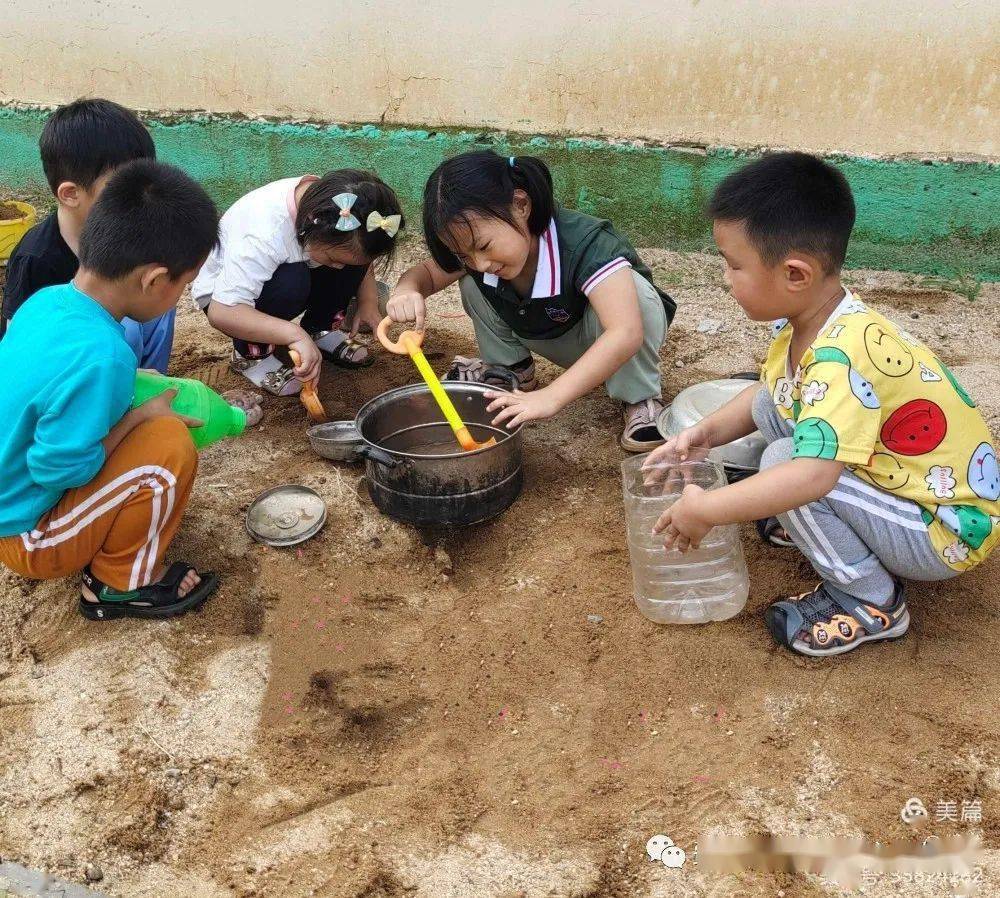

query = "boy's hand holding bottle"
(640, 426), (716, 553)
(135, 388), (204, 428)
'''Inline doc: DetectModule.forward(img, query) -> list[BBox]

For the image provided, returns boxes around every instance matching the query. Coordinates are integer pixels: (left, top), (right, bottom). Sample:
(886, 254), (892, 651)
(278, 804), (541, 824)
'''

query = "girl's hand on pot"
(485, 387), (561, 429)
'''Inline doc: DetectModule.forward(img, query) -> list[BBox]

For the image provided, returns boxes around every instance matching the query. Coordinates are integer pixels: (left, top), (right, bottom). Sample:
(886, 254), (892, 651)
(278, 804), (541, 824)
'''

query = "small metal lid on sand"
(246, 485), (327, 547)
(657, 378), (767, 472)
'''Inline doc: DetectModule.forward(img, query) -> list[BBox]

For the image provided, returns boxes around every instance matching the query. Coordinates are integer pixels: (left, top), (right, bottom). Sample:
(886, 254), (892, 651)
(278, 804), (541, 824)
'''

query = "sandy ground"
(0, 247), (998, 898)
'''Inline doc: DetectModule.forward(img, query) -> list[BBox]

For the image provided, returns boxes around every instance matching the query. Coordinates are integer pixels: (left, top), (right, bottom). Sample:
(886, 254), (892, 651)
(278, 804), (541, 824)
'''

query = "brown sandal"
(445, 356), (538, 391)
(621, 398), (666, 452)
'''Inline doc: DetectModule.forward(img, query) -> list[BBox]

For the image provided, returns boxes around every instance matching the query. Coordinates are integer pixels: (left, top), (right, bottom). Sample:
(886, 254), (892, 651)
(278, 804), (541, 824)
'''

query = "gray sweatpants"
(458, 270), (668, 404)
(752, 387), (955, 605)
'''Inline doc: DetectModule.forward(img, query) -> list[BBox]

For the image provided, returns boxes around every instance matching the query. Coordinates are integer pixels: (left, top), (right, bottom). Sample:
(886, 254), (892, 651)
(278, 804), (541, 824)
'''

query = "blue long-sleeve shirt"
(0, 282), (136, 536)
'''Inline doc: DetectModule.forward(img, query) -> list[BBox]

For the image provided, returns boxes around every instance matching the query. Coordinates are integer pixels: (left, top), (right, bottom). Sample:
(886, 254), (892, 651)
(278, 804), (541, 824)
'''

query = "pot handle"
(357, 444), (402, 468)
(482, 366), (520, 391)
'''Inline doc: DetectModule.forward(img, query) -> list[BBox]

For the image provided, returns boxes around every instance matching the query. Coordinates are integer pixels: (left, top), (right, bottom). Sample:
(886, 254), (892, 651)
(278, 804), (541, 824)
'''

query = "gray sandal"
(765, 581), (909, 657)
(445, 356), (537, 391)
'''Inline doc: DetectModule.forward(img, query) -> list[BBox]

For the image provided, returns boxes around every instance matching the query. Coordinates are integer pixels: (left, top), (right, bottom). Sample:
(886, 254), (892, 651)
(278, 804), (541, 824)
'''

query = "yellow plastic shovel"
(376, 317), (496, 452)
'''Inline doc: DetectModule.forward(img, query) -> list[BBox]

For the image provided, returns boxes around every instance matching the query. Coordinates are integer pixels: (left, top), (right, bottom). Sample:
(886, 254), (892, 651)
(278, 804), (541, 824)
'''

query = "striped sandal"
(312, 330), (374, 368)
(755, 517), (796, 548)
(621, 398), (666, 452)
(765, 581), (909, 657)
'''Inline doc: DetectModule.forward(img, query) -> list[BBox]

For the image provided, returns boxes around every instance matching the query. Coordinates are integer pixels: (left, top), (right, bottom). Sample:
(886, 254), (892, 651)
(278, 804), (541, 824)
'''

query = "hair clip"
(333, 193), (361, 231)
(366, 210), (402, 238)
(509, 156), (516, 167)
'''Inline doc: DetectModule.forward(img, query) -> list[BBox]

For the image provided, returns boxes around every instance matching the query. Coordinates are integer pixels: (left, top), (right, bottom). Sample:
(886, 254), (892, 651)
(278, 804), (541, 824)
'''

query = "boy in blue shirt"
(0, 160), (221, 620)
(1, 98), (177, 373)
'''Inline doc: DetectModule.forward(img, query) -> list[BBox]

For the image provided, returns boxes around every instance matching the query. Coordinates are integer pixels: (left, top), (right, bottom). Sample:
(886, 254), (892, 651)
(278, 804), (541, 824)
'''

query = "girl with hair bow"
(192, 170), (404, 397)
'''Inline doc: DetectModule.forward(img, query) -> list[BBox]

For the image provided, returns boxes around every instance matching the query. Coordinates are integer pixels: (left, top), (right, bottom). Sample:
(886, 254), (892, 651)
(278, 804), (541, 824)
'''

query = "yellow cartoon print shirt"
(762, 291), (1000, 571)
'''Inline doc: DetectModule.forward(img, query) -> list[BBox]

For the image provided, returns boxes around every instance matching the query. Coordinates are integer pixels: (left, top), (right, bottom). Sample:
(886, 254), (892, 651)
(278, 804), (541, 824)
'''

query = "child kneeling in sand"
(387, 151), (676, 452)
(646, 152), (999, 657)
(0, 161), (221, 621)
(193, 170), (403, 397)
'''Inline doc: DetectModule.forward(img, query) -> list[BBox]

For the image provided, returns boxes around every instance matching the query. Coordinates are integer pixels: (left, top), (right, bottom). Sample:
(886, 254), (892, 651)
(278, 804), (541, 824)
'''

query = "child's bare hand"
(136, 388), (204, 428)
(288, 336), (322, 384)
(642, 424), (712, 489)
(653, 484), (712, 553)
(387, 290), (426, 331)
(485, 387), (561, 429)
(347, 303), (383, 338)
(645, 423), (710, 467)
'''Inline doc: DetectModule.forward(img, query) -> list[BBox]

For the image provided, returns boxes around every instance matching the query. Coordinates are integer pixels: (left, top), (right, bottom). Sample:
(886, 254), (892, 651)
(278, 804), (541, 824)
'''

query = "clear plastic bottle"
(621, 453), (749, 624)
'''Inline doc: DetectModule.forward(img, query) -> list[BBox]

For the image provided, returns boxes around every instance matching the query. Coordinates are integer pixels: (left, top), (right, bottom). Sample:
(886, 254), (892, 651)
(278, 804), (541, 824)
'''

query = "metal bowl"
(657, 379), (766, 473)
(307, 420), (364, 462)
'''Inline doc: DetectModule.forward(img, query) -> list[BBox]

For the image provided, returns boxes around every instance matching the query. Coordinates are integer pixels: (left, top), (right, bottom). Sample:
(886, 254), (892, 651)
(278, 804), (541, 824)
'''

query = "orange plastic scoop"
(288, 349), (327, 423)
(376, 317), (495, 452)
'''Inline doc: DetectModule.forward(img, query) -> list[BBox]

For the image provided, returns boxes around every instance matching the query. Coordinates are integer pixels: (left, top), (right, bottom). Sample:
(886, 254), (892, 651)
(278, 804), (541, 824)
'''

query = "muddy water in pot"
(379, 422), (507, 457)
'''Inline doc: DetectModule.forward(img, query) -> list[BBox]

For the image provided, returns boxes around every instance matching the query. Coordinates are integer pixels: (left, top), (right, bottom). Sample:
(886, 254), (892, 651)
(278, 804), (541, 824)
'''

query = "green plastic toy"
(132, 372), (247, 450)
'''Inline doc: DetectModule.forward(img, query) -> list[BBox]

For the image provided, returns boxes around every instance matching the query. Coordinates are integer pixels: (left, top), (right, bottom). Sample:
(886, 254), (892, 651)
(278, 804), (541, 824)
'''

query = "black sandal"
(755, 517), (796, 548)
(312, 331), (374, 369)
(79, 562), (219, 621)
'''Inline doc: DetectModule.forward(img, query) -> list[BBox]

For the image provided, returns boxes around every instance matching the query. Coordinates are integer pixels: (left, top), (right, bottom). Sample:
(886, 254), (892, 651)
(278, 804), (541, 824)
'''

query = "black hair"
(78, 160), (219, 280)
(707, 152), (856, 273)
(296, 170), (404, 267)
(423, 150), (556, 273)
(39, 98), (156, 194)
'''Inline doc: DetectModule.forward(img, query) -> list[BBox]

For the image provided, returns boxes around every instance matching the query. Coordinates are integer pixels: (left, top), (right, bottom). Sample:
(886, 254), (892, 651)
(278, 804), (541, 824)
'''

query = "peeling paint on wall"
(1, 107), (997, 280)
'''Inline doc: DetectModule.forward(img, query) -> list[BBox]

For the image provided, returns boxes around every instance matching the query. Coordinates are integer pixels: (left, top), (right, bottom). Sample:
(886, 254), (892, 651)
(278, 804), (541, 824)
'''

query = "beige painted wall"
(3, 0), (998, 157)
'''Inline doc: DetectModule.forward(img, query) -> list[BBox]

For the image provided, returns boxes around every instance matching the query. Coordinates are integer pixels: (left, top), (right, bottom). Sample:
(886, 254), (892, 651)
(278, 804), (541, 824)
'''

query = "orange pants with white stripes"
(0, 417), (197, 591)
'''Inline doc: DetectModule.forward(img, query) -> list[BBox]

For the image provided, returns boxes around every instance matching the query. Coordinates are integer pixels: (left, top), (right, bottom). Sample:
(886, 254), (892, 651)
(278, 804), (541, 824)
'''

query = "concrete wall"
(2, 0), (998, 158)
(3, 110), (998, 280)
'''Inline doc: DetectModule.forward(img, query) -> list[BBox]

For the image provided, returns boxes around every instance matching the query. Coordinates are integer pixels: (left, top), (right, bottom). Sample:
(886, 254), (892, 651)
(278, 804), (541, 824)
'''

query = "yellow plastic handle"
(409, 346), (466, 433)
(375, 317), (493, 452)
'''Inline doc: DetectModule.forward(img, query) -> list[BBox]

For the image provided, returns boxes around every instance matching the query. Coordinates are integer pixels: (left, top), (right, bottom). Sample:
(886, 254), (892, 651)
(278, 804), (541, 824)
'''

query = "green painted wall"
(2, 106), (998, 281)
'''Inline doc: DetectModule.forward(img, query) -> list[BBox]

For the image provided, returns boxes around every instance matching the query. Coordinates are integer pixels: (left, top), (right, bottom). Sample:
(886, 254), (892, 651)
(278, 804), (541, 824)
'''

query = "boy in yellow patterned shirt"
(645, 152), (998, 657)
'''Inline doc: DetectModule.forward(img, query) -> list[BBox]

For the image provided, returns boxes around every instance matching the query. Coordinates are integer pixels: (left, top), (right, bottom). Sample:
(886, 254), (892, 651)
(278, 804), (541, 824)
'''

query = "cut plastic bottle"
(621, 452), (749, 624)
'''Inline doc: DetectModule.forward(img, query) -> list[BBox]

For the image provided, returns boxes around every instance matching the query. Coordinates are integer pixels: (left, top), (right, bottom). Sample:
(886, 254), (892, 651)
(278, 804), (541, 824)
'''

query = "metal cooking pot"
(354, 380), (523, 526)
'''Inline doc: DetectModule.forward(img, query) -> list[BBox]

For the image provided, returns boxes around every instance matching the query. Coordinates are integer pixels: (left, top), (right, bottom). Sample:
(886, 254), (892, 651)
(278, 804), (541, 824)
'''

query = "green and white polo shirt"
(467, 207), (676, 340)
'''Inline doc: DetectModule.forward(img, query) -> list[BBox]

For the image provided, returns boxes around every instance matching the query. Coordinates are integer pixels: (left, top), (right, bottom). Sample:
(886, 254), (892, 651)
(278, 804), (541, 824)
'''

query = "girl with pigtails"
(193, 171), (404, 396)
(388, 151), (676, 451)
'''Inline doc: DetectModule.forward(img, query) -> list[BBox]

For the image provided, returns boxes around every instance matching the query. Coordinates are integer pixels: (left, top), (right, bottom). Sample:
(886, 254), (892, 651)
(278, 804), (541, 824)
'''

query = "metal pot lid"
(246, 484), (327, 547)
(657, 379), (766, 471)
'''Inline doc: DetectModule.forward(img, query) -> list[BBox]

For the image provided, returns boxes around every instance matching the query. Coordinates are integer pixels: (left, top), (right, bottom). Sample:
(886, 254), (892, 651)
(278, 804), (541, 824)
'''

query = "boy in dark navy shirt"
(1, 99), (176, 373)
